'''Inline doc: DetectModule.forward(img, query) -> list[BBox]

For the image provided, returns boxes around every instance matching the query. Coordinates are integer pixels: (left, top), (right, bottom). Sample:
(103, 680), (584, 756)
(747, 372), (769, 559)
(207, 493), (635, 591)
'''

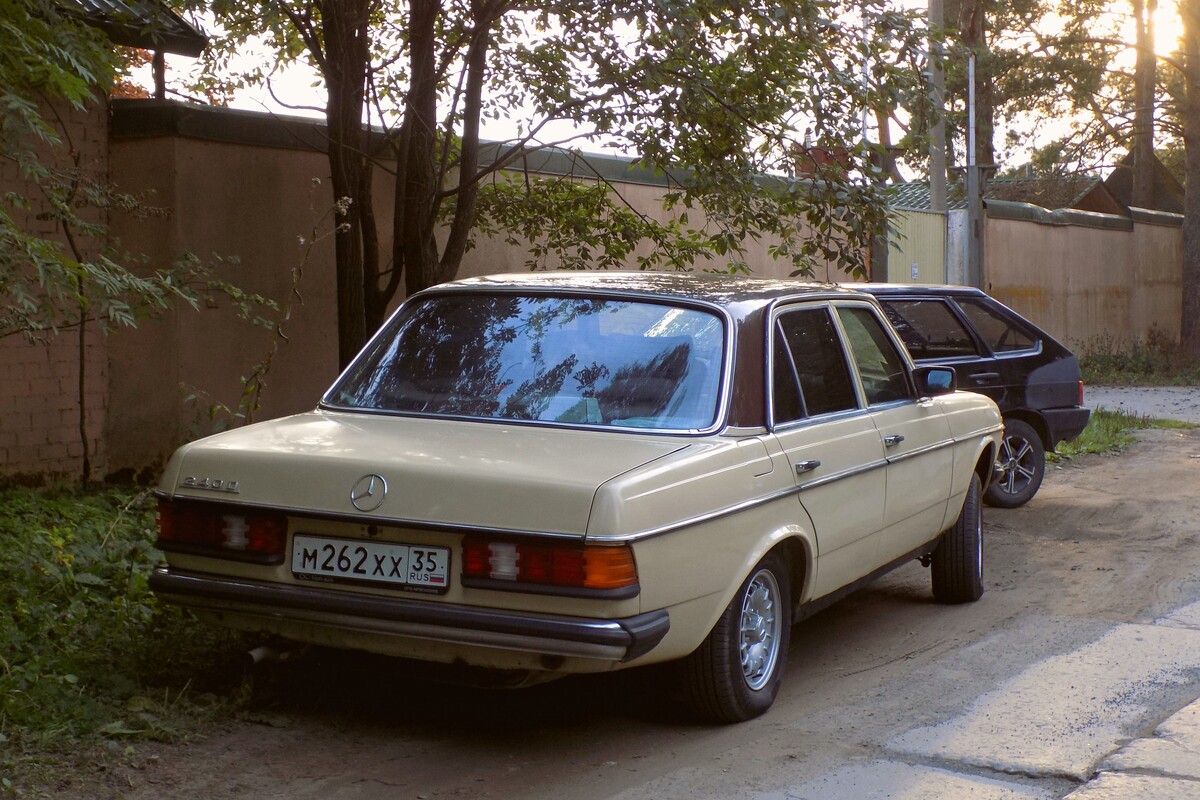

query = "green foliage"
(929, 0), (1157, 175)
(1075, 329), (1200, 386)
(0, 0), (274, 345)
(0, 488), (251, 777)
(196, 0), (932, 292)
(1051, 407), (1164, 460)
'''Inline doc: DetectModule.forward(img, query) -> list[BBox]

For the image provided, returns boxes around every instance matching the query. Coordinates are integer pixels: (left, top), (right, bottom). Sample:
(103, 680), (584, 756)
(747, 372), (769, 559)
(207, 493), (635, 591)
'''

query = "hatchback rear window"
(325, 294), (725, 431)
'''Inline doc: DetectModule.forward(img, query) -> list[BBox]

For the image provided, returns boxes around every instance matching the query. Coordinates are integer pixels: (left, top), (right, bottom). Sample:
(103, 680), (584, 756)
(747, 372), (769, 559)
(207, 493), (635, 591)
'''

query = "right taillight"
(1079, 380), (1085, 407)
(156, 499), (287, 564)
(461, 537), (638, 593)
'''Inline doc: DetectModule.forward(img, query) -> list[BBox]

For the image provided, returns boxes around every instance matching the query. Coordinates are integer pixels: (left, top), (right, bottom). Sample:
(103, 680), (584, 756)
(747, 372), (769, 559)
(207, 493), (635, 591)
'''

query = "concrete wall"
(1, 98), (1188, 480)
(100, 101), (807, 476)
(983, 202), (1182, 347)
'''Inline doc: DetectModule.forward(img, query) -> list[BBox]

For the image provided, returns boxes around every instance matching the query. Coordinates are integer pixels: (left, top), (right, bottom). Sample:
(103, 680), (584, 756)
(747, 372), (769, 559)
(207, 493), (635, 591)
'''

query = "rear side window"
(773, 307), (858, 423)
(957, 299), (1036, 352)
(880, 299), (979, 360)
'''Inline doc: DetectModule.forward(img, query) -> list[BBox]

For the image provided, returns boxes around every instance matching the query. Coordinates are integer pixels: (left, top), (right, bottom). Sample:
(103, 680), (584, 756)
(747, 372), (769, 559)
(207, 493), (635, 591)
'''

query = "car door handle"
(883, 434), (905, 447)
(969, 372), (1002, 385)
(795, 460), (822, 474)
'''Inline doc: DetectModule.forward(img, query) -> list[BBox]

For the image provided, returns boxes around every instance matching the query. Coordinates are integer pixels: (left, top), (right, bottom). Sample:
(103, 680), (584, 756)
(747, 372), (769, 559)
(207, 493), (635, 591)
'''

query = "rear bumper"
(1042, 406), (1091, 447)
(150, 567), (670, 664)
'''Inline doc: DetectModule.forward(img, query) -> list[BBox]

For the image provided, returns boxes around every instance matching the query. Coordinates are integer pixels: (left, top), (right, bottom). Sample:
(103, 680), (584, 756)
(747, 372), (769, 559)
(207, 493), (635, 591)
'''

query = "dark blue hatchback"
(858, 284), (1090, 508)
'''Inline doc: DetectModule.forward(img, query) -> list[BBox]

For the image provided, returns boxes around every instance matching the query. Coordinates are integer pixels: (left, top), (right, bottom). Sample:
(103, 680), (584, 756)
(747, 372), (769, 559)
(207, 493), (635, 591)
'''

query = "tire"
(984, 418), (1045, 508)
(932, 473), (984, 604)
(681, 550), (791, 723)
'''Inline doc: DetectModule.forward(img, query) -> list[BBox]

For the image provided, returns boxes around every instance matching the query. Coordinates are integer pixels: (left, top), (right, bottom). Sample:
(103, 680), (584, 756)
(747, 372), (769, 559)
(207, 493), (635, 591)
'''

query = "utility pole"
(966, 52), (984, 289)
(928, 0), (947, 214)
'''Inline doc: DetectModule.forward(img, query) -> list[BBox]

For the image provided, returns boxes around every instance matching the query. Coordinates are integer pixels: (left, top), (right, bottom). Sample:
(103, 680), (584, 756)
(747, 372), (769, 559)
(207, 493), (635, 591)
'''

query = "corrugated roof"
(888, 181), (970, 211)
(890, 175), (1111, 213)
(60, 0), (207, 57)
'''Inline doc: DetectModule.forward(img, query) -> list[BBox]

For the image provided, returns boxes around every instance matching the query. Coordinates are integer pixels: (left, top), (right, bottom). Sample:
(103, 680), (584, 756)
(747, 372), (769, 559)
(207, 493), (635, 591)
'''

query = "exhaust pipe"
(246, 640), (307, 666)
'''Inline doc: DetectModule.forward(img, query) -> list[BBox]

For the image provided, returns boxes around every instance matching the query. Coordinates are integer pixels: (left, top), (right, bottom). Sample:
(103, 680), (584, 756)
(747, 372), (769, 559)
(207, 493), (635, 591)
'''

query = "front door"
(770, 305), (887, 599)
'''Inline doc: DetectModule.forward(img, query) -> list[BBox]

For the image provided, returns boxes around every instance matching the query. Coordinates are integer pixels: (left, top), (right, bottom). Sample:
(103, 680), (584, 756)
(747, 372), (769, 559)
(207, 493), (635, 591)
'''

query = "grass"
(1051, 406), (1194, 461)
(1075, 329), (1200, 386)
(0, 487), (254, 794)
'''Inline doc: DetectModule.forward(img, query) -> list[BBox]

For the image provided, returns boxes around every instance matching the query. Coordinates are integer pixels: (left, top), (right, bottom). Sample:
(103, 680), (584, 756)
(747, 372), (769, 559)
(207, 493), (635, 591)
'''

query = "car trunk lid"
(160, 410), (689, 537)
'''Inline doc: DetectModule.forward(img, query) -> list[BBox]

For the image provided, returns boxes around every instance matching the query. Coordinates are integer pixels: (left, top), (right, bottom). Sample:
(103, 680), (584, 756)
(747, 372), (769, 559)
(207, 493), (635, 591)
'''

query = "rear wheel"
(932, 473), (984, 604)
(985, 418), (1045, 508)
(681, 550), (791, 723)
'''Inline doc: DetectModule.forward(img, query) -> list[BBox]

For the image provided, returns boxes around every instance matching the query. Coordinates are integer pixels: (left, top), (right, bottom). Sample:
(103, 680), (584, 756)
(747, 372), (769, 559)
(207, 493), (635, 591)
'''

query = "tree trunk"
(1182, 0), (1200, 356)
(1132, 0), (1157, 209)
(321, 0), (372, 368)
(396, 0), (443, 299)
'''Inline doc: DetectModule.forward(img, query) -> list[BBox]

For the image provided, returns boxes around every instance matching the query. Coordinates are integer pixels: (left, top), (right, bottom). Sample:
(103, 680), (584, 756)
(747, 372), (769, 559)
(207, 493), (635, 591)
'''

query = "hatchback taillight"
(157, 499), (287, 564)
(461, 537), (637, 593)
(1079, 380), (1085, 407)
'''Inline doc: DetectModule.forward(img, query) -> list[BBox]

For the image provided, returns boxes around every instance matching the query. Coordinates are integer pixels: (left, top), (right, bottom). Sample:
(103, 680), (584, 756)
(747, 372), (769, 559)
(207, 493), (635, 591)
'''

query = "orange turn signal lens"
(582, 546), (638, 589)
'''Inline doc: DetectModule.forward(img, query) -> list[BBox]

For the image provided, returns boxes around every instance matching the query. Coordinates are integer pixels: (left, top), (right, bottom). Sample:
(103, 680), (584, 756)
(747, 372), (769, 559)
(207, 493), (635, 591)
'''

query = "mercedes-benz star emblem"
(350, 473), (388, 512)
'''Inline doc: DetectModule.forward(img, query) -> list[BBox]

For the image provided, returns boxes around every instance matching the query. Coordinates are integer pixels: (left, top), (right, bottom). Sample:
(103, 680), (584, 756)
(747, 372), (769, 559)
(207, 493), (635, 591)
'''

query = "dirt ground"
(48, 426), (1200, 800)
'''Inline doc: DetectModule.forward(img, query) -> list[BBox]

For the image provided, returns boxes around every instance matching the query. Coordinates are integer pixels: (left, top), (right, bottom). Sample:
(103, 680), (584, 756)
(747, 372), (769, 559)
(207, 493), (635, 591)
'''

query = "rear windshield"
(325, 293), (725, 431)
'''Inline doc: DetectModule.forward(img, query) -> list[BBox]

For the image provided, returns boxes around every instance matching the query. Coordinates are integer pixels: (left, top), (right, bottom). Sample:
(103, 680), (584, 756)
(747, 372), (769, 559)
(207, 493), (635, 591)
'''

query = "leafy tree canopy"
(190, 0), (934, 361)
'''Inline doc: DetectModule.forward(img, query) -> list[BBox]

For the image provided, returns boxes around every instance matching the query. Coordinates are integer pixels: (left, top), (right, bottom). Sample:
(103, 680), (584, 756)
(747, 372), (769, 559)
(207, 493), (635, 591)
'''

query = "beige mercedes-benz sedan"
(152, 272), (1002, 722)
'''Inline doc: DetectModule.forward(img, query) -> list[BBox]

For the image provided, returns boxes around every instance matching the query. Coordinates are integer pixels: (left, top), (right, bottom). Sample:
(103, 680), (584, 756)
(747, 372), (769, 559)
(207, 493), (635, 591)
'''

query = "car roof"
(852, 283), (989, 299)
(433, 272), (868, 310)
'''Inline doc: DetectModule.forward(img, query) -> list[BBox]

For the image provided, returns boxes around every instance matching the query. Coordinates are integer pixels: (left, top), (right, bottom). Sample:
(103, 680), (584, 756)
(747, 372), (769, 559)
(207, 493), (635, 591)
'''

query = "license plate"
(291, 534), (450, 594)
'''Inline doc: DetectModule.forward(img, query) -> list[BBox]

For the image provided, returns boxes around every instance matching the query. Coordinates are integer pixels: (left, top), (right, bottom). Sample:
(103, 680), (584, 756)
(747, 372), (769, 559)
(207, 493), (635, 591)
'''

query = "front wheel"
(985, 418), (1045, 508)
(932, 473), (984, 604)
(680, 550), (791, 723)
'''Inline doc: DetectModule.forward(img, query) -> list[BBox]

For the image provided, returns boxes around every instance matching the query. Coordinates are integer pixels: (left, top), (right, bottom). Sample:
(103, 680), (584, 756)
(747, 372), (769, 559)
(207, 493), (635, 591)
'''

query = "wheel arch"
(1003, 409), (1050, 450)
(975, 440), (999, 493)
(709, 527), (812, 633)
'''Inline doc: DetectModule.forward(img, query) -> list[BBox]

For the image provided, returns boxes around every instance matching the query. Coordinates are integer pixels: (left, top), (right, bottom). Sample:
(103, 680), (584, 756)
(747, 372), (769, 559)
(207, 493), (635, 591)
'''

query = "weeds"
(1075, 328), (1200, 386)
(1051, 407), (1176, 460)
(0, 487), (252, 789)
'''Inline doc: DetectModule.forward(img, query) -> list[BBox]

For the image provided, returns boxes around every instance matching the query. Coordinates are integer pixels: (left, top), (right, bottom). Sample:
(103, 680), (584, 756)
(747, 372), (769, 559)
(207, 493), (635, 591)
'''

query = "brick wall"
(0, 331), (107, 480)
(0, 96), (110, 481)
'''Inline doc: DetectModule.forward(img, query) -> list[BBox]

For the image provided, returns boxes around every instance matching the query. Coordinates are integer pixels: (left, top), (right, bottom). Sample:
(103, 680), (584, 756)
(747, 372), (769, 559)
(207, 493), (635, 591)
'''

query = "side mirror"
(914, 365), (957, 395)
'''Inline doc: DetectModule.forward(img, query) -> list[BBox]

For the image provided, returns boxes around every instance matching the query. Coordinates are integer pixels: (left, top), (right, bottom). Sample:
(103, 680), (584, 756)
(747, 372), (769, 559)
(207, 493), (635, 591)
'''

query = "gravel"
(1085, 386), (1200, 424)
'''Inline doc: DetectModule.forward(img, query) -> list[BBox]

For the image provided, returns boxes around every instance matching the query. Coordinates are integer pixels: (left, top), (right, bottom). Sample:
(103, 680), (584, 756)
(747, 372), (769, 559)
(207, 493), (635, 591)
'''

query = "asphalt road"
(61, 426), (1200, 800)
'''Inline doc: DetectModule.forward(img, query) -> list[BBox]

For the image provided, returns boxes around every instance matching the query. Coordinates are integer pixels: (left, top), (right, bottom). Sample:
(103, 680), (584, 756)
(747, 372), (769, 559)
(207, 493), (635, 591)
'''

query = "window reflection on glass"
(880, 299), (979, 360)
(327, 295), (725, 431)
(957, 299), (1036, 353)
(836, 307), (914, 405)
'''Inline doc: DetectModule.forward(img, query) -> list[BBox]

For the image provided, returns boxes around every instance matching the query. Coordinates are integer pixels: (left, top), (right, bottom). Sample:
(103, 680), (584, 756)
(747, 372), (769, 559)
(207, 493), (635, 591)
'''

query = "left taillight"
(156, 499), (287, 564)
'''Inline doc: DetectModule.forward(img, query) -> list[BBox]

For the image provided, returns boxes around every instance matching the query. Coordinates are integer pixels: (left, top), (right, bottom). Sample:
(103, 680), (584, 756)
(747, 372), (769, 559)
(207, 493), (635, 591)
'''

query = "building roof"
(890, 175), (1122, 216)
(1103, 153), (1185, 214)
(60, 0), (207, 57)
(888, 181), (969, 211)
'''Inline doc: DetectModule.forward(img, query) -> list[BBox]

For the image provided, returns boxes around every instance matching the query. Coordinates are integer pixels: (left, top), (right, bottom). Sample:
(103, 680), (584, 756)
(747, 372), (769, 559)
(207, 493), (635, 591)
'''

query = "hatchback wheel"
(984, 418), (1045, 508)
